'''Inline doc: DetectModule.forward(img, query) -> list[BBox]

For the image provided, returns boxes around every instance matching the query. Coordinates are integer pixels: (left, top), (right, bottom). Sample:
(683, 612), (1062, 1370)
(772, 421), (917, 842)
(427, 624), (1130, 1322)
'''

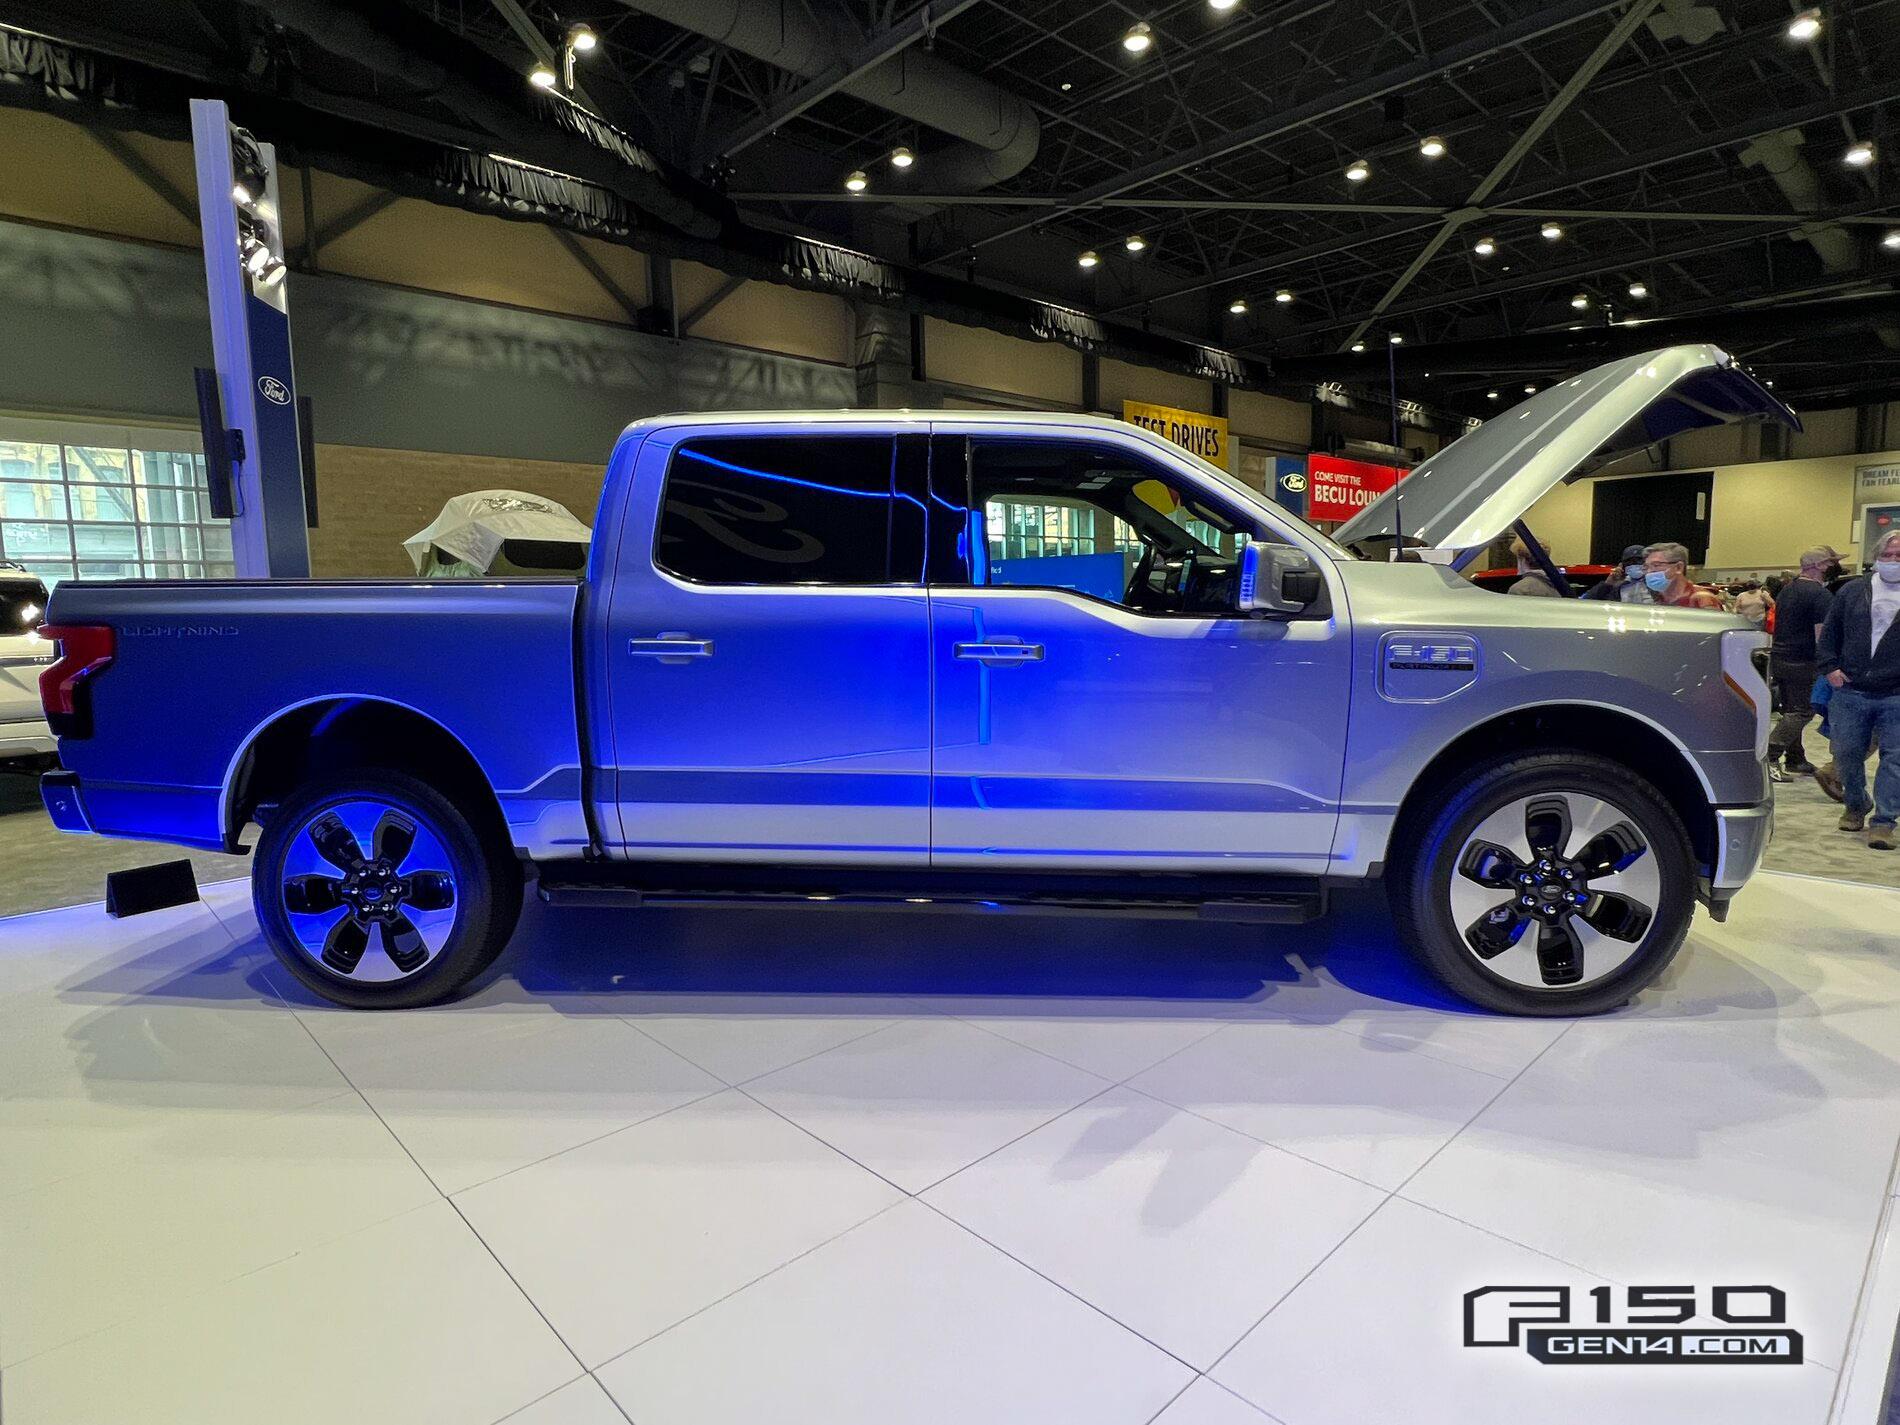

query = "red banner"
(1305, 454), (1407, 524)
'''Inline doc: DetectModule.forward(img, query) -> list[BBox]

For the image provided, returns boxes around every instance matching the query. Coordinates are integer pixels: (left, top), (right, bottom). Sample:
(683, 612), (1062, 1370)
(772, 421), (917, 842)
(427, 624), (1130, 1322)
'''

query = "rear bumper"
(1708, 800), (1773, 896)
(40, 770), (93, 834)
(0, 717), (55, 761)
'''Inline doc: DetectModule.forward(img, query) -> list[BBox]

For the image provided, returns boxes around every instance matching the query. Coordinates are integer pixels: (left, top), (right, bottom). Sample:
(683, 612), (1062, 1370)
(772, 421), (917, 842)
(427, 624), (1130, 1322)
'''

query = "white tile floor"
(0, 870), (1896, 1425)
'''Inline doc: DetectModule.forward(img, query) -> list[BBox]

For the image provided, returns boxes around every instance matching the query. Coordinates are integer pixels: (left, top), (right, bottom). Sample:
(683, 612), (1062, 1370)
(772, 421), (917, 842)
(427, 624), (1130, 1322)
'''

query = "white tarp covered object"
(403, 490), (592, 575)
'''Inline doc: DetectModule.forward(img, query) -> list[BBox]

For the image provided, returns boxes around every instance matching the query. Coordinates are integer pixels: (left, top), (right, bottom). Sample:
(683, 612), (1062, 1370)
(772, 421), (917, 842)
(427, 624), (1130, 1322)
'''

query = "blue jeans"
(1828, 686), (1900, 825)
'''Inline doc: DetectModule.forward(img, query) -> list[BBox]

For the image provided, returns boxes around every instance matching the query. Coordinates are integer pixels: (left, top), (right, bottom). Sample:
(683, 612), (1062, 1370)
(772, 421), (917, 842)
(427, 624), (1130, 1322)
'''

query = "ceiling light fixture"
(528, 63), (558, 89)
(1524, 384), (1537, 394)
(1345, 157), (1371, 182)
(567, 24), (597, 52)
(1419, 134), (1447, 159)
(1540, 221), (1564, 240)
(1078, 249), (1100, 268)
(1487, 390), (1500, 400)
(1844, 139), (1877, 167)
(890, 146), (914, 169)
(1388, 332), (1403, 344)
(844, 169), (868, 193)
(1122, 21), (1153, 54)
(1473, 236), (1496, 256)
(1571, 293), (1590, 310)
(1628, 281), (1649, 298)
(1209, 0), (1240, 9)
(1228, 298), (1248, 314)
(1882, 230), (1900, 250)
(1124, 234), (1147, 252)
(1787, 8), (1822, 41)
(1274, 288), (1294, 304)
(1350, 341), (1366, 353)
(1060, 81), (1073, 91)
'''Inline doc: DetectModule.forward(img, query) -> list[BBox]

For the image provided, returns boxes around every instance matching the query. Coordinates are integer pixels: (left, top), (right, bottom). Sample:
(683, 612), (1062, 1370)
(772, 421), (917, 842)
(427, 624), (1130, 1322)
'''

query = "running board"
(535, 866), (1325, 925)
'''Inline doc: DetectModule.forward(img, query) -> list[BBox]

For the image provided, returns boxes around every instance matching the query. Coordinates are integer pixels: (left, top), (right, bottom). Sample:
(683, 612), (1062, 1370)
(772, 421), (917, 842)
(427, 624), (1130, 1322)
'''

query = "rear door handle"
(954, 640), (1044, 665)
(629, 634), (714, 662)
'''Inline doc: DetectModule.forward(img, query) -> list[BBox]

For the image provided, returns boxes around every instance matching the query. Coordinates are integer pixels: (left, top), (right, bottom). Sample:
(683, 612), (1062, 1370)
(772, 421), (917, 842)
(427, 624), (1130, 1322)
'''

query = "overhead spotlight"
(1540, 221), (1564, 240)
(1487, 390), (1500, 400)
(566, 24), (597, 52)
(1628, 281), (1649, 298)
(1078, 249), (1100, 268)
(1786, 8), (1822, 41)
(1472, 235), (1496, 256)
(1274, 288), (1294, 304)
(1060, 81), (1073, 91)
(1350, 341), (1366, 353)
(1209, 0), (1240, 9)
(1122, 21), (1153, 53)
(1883, 230), (1900, 250)
(1124, 234), (1148, 252)
(890, 146), (915, 169)
(1844, 139), (1877, 167)
(1765, 378), (1775, 387)
(1570, 293), (1590, 310)
(1388, 332), (1403, 344)
(844, 169), (869, 193)
(1228, 298), (1248, 314)
(529, 63), (557, 89)
(1345, 157), (1371, 182)
(1524, 383), (1537, 394)
(231, 182), (254, 207)
(1419, 134), (1447, 159)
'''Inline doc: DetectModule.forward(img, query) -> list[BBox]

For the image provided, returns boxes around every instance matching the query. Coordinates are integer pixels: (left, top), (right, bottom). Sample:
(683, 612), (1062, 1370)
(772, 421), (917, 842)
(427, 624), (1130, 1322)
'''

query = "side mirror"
(1237, 543), (1322, 615)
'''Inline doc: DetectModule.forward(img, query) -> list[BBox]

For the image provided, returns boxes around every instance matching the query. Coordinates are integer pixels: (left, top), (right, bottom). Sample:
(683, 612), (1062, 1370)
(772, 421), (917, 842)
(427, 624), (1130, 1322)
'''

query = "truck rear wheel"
(1389, 752), (1696, 1016)
(253, 768), (521, 1009)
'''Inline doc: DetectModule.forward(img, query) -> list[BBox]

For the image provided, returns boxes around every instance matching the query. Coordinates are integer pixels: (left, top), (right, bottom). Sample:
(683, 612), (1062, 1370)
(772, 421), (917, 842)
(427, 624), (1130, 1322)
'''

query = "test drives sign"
(1306, 454), (1407, 523)
(1123, 400), (1228, 468)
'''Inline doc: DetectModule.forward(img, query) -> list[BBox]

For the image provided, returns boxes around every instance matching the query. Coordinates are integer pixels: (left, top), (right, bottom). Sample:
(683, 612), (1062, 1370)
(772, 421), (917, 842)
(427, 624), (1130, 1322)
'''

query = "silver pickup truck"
(38, 344), (1782, 1015)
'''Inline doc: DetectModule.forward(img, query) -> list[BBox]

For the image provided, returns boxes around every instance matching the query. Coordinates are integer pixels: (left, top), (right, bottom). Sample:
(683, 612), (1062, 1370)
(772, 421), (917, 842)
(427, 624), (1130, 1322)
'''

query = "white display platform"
(1, 871), (1895, 1424)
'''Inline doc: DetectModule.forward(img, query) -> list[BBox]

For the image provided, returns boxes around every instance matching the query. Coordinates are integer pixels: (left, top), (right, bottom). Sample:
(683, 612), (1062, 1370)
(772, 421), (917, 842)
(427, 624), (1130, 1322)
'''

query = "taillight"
(38, 625), (114, 738)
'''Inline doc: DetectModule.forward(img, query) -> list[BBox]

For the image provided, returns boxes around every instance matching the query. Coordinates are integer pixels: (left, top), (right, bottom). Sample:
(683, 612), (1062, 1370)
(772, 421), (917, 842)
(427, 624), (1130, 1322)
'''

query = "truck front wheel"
(253, 768), (522, 1009)
(1389, 752), (1696, 1016)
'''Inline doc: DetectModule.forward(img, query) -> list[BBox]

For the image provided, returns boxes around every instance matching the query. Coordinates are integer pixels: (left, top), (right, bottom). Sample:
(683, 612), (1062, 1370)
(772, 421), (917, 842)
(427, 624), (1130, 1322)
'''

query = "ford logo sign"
(257, 376), (291, 406)
(1281, 472), (1308, 492)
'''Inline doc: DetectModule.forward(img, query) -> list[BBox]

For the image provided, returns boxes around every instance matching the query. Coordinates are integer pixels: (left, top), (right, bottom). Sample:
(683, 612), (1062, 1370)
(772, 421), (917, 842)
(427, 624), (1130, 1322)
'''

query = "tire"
(253, 768), (522, 1009)
(1388, 751), (1696, 1016)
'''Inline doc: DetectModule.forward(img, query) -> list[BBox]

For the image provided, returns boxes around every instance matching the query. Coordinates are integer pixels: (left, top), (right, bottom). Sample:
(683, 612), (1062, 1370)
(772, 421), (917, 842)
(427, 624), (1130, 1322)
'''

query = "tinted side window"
(657, 436), (917, 586)
(930, 437), (1269, 616)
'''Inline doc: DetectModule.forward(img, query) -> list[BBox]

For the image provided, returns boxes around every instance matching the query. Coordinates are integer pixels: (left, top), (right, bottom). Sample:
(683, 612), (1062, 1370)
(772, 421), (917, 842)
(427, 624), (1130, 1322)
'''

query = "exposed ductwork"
(247, 0), (725, 237)
(617, 0), (1040, 191)
(1739, 128), (1897, 348)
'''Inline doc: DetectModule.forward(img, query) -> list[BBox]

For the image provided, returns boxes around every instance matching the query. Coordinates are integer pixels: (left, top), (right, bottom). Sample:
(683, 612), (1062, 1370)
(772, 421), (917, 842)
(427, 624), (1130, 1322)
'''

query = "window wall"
(0, 422), (232, 586)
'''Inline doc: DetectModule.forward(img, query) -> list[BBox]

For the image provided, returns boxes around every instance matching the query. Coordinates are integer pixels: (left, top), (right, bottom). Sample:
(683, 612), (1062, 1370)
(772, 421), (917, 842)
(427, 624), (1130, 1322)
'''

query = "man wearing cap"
(1581, 544), (1655, 603)
(1767, 546), (1837, 777)
(1818, 530), (1900, 849)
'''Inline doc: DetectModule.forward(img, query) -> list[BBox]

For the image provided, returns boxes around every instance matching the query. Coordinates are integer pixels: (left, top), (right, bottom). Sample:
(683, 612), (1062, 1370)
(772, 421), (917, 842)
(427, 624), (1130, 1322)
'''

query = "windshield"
(0, 576), (48, 638)
(1160, 438), (1359, 561)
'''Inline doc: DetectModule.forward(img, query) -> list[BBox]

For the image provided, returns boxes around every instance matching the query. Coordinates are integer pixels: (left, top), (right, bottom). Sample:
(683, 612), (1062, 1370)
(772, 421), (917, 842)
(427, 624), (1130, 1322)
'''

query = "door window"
(930, 437), (1270, 616)
(656, 436), (925, 586)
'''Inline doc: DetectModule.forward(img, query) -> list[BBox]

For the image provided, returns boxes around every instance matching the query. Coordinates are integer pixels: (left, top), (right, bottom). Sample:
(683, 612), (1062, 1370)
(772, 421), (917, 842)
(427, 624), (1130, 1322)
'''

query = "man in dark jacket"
(1768, 547), (1835, 776)
(1817, 530), (1900, 849)
(1581, 544), (1653, 603)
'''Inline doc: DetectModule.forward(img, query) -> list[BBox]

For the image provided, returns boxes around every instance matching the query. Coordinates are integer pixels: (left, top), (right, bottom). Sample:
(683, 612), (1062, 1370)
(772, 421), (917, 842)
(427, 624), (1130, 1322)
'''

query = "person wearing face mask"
(1816, 530), (1900, 850)
(1767, 547), (1837, 778)
(1505, 537), (1560, 596)
(1580, 544), (1655, 603)
(1640, 541), (1725, 609)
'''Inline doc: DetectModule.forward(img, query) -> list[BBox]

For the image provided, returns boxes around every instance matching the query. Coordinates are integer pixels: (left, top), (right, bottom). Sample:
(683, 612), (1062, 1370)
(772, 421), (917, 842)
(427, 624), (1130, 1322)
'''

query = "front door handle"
(630, 634), (714, 663)
(954, 640), (1044, 665)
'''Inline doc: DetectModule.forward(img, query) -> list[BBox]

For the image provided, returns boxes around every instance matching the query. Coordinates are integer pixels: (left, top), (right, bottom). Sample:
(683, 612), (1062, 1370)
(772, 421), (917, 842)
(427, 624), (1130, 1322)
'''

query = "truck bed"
(46, 579), (586, 854)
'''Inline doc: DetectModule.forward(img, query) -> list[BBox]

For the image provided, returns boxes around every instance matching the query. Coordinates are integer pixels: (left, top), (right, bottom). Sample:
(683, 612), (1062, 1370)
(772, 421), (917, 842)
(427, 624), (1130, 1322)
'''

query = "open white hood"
(1333, 344), (1799, 554)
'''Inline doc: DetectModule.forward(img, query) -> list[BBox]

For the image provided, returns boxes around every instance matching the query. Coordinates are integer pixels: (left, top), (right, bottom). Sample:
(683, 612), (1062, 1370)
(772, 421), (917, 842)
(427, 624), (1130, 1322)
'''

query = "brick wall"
(307, 444), (606, 577)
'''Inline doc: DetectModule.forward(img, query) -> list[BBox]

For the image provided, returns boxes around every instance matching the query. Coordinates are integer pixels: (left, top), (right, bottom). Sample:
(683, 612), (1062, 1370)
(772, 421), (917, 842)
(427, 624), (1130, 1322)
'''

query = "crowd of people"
(1497, 532), (1900, 851)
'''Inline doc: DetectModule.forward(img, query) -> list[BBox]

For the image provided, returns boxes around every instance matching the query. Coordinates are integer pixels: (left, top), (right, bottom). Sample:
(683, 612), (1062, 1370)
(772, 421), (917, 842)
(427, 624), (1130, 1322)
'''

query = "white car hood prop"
(1333, 343), (1798, 554)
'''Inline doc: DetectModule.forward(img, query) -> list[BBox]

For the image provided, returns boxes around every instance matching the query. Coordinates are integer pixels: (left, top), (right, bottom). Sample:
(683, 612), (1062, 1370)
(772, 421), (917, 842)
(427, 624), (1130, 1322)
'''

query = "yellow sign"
(1122, 400), (1229, 467)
